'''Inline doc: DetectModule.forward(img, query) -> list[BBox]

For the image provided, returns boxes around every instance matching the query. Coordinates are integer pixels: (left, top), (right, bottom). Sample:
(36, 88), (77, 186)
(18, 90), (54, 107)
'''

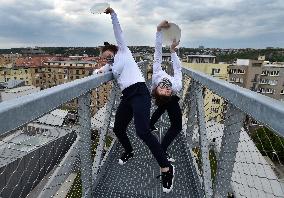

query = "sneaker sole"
(167, 158), (176, 163)
(163, 165), (175, 193)
(118, 159), (126, 165)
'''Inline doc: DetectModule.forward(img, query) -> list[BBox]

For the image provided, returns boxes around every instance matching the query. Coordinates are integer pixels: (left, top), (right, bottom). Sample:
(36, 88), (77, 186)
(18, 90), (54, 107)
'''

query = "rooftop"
(187, 55), (216, 58)
(3, 86), (38, 93)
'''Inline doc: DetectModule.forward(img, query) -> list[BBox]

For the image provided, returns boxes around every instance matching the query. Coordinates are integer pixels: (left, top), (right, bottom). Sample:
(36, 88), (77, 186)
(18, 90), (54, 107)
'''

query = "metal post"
(195, 82), (213, 197)
(92, 82), (118, 179)
(184, 80), (197, 148)
(78, 92), (93, 198)
(213, 103), (245, 198)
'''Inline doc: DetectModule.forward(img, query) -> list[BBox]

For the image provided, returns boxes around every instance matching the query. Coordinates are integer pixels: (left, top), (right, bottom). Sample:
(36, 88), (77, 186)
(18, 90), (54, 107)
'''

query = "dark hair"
(101, 42), (118, 54)
(152, 87), (172, 106)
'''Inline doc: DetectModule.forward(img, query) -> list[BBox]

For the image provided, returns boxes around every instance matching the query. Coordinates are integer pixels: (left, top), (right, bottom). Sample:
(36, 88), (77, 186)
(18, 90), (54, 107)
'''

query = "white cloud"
(0, 0), (283, 48)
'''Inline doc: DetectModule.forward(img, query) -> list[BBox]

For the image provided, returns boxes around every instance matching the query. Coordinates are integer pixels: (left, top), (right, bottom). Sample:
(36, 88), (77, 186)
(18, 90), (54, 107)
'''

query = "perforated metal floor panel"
(93, 121), (199, 198)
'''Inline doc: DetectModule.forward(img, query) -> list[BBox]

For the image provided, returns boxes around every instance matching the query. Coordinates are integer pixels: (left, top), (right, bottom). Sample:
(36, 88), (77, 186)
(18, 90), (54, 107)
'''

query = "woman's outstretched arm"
(170, 39), (182, 91)
(105, 7), (127, 51)
(153, 21), (169, 75)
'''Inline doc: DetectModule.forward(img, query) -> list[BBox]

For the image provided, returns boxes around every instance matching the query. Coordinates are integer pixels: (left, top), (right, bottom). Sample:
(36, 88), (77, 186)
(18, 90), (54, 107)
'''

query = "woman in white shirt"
(150, 21), (183, 162)
(96, 8), (174, 193)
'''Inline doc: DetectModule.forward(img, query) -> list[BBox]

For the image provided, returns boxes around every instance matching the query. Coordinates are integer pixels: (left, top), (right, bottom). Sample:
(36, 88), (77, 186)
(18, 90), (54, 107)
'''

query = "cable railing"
(181, 66), (284, 197)
(0, 60), (284, 197)
(0, 66), (115, 198)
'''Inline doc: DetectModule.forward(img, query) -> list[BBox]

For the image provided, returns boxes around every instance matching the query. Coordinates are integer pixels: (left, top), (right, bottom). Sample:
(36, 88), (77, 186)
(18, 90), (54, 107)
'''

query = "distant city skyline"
(0, 0), (284, 49)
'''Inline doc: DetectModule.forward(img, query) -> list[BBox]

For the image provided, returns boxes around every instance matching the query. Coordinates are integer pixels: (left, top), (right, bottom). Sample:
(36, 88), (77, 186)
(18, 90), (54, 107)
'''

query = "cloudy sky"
(0, 0), (283, 49)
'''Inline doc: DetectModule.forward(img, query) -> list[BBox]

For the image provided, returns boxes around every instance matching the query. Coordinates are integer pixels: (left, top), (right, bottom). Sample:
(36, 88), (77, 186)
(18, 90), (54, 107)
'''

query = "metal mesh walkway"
(93, 121), (199, 198)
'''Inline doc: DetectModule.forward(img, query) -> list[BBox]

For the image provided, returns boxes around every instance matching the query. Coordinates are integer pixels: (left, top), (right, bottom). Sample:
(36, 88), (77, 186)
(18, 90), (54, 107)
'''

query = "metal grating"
(93, 119), (199, 198)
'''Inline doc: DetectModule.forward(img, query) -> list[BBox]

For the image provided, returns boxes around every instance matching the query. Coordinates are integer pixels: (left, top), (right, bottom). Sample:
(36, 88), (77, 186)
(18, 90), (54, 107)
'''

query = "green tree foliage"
(251, 127), (284, 163)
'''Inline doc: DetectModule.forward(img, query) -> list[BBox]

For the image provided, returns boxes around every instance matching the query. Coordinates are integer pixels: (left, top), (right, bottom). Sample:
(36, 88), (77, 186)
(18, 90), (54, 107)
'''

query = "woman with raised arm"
(150, 20), (183, 162)
(96, 8), (174, 193)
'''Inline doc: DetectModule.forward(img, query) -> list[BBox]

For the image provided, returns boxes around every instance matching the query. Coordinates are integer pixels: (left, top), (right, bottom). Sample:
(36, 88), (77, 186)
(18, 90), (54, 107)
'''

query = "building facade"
(0, 53), (22, 67)
(182, 61), (229, 122)
(186, 55), (216, 64)
(228, 59), (263, 91)
(258, 62), (284, 101)
(228, 59), (284, 102)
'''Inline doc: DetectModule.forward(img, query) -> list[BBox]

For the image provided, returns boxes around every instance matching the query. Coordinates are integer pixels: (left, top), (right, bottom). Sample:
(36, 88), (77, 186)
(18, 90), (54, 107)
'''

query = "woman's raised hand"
(104, 7), (114, 14)
(170, 39), (180, 53)
(157, 20), (170, 31)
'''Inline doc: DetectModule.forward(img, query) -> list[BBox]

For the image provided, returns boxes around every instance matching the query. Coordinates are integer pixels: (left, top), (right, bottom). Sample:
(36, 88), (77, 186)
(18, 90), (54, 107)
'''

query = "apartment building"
(1, 55), (110, 113)
(32, 60), (100, 88)
(21, 47), (46, 56)
(228, 59), (284, 101)
(0, 79), (40, 102)
(257, 62), (284, 101)
(36, 60), (111, 115)
(186, 55), (216, 64)
(0, 85), (40, 102)
(182, 60), (229, 122)
(0, 53), (22, 67)
(228, 59), (263, 90)
(0, 67), (35, 85)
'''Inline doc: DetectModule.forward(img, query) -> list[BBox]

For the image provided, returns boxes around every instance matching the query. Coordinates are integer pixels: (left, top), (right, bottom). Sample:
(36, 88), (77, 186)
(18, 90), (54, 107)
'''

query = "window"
(229, 69), (237, 74)
(237, 69), (245, 74)
(212, 98), (220, 104)
(211, 68), (220, 75)
(280, 90), (284, 95)
(211, 107), (219, 113)
(269, 71), (280, 76)
(76, 76), (80, 79)
(76, 70), (80, 75)
(269, 80), (277, 85)
(260, 79), (268, 84)
(229, 77), (236, 82)
(258, 88), (265, 93)
(261, 70), (269, 76)
(265, 88), (275, 94)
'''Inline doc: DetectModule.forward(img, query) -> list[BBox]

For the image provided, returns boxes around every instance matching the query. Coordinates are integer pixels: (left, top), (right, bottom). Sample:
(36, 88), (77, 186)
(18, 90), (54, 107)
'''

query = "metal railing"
(1, 60), (284, 197)
(0, 61), (149, 198)
(181, 66), (284, 197)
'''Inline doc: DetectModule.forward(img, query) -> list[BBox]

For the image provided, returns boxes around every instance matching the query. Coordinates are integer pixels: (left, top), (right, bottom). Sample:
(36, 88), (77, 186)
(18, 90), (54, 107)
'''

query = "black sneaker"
(162, 164), (175, 193)
(166, 153), (176, 163)
(118, 152), (134, 165)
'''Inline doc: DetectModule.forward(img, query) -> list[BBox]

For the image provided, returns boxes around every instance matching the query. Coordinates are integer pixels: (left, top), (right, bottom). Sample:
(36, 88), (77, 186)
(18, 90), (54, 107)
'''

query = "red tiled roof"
(15, 56), (57, 67)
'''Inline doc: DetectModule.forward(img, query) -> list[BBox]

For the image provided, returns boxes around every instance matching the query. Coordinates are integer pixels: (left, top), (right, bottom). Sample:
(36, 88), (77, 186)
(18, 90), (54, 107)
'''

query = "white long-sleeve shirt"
(96, 12), (145, 91)
(151, 31), (182, 94)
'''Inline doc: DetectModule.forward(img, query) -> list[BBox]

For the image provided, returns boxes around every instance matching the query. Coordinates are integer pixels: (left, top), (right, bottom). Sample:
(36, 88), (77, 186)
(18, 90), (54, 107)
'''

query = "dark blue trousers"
(113, 82), (170, 168)
(150, 95), (182, 152)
